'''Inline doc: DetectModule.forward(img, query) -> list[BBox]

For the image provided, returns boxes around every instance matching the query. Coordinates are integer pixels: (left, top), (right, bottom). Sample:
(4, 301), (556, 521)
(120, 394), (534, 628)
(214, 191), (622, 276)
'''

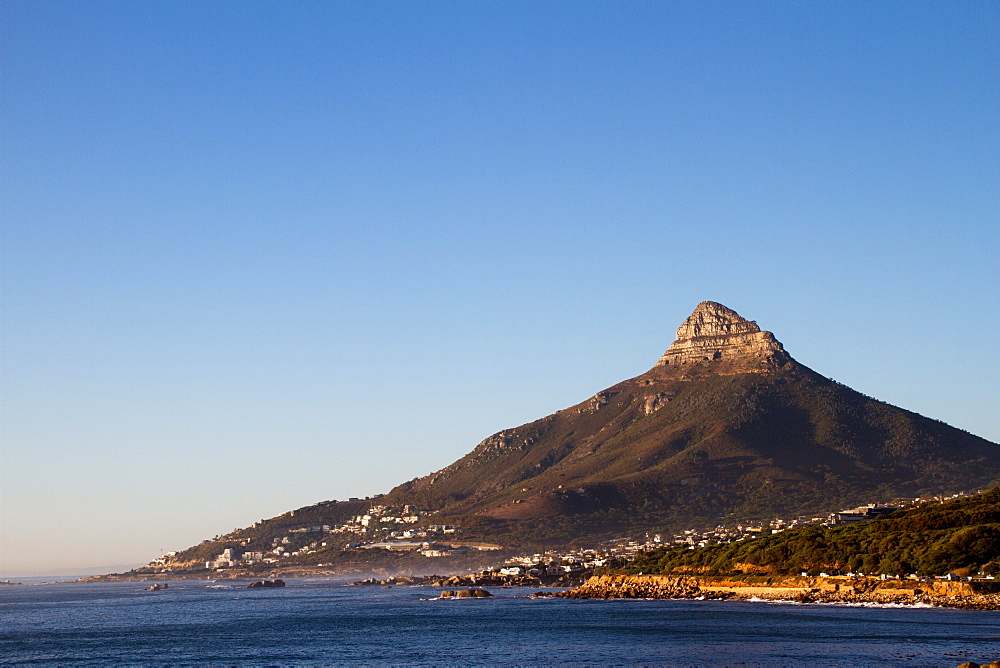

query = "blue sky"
(3, 1), (998, 575)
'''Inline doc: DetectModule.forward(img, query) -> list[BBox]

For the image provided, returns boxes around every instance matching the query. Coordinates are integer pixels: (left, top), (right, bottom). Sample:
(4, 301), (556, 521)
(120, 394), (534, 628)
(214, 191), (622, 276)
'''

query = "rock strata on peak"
(657, 301), (790, 372)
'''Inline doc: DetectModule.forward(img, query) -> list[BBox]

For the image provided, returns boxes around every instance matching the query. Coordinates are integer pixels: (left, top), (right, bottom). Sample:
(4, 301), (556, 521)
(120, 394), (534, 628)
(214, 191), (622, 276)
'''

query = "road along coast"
(556, 574), (1000, 610)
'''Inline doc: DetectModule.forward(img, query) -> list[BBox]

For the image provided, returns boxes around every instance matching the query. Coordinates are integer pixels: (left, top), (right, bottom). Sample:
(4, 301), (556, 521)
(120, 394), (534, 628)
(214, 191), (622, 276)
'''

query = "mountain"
(376, 301), (1000, 543)
(162, 301), (1000, 569)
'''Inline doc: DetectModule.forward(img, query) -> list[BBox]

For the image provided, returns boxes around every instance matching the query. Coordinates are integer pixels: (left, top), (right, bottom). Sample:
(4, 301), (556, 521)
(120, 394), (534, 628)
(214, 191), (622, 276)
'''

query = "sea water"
(2, 578), (998, 665)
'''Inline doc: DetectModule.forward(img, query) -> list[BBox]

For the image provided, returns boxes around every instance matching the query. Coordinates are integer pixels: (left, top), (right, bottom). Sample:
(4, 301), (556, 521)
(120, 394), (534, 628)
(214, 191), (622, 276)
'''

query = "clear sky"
(2, 1), (998, 576)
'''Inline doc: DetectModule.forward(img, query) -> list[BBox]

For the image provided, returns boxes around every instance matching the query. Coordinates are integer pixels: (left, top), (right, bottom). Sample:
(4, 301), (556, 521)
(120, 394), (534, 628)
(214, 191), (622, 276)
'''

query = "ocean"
(2, 578), (998, 665)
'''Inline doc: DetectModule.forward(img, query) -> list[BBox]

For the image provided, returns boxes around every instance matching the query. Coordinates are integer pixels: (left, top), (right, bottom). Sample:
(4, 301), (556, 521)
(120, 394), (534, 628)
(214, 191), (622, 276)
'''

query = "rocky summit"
(657, 301), (790, 372)
(162, 301), (1000, 570)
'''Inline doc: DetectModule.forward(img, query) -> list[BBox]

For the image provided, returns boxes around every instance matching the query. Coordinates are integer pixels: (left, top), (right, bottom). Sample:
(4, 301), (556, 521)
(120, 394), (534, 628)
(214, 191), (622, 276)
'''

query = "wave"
(744, 596), (939, 609)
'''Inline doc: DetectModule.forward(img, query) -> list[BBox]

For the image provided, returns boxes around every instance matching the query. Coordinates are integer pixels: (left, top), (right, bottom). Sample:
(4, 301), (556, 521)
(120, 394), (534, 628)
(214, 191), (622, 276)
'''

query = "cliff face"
(657, 301), (790, 371)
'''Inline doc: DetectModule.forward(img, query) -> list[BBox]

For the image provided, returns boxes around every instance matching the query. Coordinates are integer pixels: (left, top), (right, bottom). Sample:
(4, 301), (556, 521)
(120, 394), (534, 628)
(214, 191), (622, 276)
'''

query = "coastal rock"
(439, 588), (493, 598)
(459, 588), (492, 598)
(247, 579), (285, 588)
(657, 301), (790, 371)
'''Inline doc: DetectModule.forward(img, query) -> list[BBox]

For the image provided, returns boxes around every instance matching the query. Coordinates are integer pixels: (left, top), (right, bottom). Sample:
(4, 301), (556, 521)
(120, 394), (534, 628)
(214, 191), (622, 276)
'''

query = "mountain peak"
(676, 301), (761, 338)
(657, 301), (791, 370)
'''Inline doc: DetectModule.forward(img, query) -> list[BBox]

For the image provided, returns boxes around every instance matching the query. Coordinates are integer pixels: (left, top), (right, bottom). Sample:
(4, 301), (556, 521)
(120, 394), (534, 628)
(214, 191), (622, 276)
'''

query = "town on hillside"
(142, 489), (986, 577)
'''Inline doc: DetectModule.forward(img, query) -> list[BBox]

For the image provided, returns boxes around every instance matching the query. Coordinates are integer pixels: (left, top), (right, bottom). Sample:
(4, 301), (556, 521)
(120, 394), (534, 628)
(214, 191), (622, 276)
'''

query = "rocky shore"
(348, 571), (588, 588)
(556, 574), (1000, 610)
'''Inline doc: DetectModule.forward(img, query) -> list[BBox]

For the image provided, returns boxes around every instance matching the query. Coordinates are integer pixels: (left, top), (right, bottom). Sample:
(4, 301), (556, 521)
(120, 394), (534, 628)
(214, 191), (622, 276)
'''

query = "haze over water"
(3, 580), (999, 665)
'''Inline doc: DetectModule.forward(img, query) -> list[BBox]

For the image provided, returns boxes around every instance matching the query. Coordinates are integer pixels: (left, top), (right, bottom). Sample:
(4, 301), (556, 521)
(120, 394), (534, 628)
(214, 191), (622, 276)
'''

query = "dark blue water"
(2, 579), (998, 665)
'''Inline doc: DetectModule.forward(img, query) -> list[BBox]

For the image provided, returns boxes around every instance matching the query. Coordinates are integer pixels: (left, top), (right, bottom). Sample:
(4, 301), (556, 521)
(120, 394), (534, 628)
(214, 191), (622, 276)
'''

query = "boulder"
(456, 588), (493, 598)
(247, 579), (286, 589)
(440, 588), (493, 598)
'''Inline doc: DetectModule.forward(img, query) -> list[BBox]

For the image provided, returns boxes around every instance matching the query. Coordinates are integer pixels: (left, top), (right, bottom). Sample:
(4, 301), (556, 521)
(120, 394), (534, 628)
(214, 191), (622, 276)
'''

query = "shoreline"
(75, 567), (589, 588)
(77, 567), (361, 583)
(65, 570), (1000, 610)
(555, 574), (1000, 610)
(347, 571), (586, 588)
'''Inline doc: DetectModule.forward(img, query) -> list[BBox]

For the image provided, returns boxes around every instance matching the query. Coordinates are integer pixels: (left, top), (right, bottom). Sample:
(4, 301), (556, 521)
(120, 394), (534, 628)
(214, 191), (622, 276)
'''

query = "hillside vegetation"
(626, 486), (1000, 577)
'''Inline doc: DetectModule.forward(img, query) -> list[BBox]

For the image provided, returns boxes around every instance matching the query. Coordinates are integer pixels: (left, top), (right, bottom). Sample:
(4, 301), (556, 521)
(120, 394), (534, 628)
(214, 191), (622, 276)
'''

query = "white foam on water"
(744, 596), (940, 609)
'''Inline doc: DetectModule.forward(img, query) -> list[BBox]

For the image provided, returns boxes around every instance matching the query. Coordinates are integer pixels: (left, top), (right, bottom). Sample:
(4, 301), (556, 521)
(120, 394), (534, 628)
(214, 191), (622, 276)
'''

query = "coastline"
(76, 567), (589, 588)
(70, 569), (1000, 611)
(347, 571), (587, 588)
(76, 565), (366, 583)
(556, 574), (1000, 610)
